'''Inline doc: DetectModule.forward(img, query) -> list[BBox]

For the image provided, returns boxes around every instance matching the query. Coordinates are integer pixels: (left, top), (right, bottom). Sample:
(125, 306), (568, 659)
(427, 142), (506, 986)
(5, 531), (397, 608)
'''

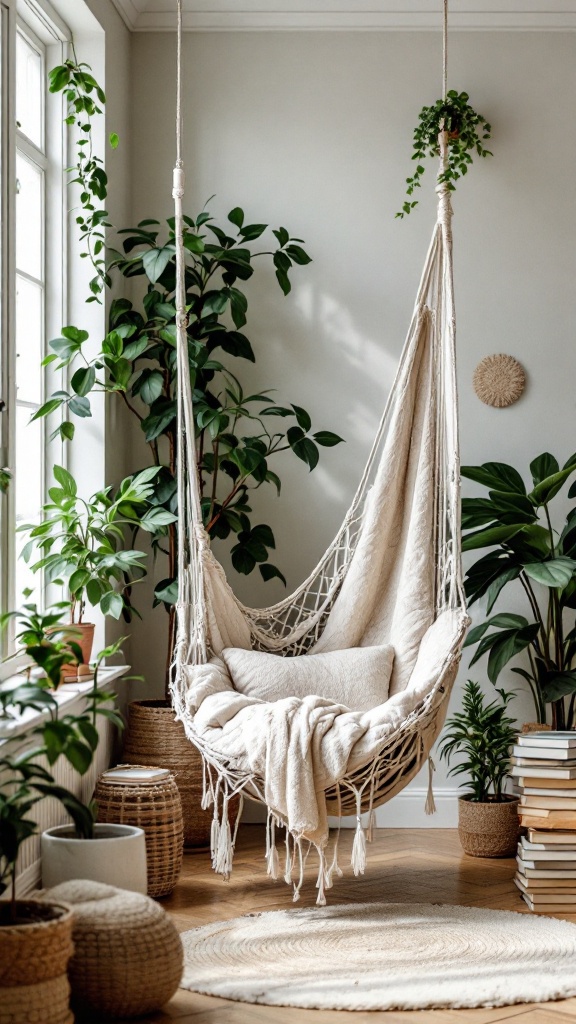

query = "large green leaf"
(485, 566), (521, 614)
(486, 623), (540, 683)
(529, 465), (576, 506)
(488, 490), (537, 525)
(530, 452), (559, 486)
(523, 557), (576, 589)
(142, 246), (174, 284)
(461, 498), (497, 529)
(461, 462), (526, 494)
(541, 671), (576, 703)
(461, 524), (523, 552)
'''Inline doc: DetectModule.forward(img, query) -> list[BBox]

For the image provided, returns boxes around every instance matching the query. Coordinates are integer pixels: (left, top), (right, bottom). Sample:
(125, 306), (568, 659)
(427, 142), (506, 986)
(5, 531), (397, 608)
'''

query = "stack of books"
(511, 731), (576, 911)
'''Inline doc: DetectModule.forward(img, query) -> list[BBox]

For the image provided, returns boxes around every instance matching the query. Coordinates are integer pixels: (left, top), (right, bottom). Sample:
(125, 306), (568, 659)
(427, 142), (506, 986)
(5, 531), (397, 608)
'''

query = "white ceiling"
(110, 1), (576, 32)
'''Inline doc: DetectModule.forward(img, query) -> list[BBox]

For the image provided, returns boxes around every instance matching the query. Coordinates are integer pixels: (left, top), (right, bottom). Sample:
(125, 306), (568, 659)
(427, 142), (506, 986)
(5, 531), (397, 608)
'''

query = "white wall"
(126, 29), (576, 821)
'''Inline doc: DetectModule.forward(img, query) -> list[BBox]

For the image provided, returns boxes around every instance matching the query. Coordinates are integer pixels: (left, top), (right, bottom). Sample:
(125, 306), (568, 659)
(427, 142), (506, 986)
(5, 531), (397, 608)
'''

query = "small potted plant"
(19, 464), (172, 676)
(439, 680), (519, 857)
(0, 622), (97, 1024)
(40, 638), (147, 894)
(396, 90), (492, 218)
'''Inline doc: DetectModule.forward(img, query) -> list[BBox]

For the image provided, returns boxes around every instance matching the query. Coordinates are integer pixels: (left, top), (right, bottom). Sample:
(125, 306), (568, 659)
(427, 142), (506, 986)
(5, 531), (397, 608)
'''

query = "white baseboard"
(243, 787), (460, 829)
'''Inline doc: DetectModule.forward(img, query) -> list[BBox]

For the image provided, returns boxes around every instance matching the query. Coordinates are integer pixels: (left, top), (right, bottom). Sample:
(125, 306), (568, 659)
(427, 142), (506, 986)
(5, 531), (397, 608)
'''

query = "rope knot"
(176, 310), (189, 330)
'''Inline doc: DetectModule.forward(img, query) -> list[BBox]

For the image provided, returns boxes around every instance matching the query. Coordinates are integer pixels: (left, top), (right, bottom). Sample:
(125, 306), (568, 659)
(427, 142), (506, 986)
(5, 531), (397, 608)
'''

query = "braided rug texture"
(181, 901), (576, 1011)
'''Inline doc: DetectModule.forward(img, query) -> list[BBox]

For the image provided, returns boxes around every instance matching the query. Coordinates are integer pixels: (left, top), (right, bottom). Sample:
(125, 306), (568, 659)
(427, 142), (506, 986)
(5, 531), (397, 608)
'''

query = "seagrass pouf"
(45, 880), (183, 1020)
(94, 765), (183, 898)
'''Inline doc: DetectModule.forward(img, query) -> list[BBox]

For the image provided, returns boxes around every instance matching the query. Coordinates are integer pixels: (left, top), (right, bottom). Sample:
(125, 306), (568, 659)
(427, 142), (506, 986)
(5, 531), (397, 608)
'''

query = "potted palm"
(19, 464), (172, 677)
(439, 680), (519, 857)
(0, 614), (100, 1024)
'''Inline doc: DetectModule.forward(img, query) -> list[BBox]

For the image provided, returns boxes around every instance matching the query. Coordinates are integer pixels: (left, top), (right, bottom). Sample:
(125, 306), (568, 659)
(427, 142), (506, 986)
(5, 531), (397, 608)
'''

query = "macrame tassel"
(315, 849), (327, 907)
(284, 830), (294, 885)
(293, 838), (306, 903)
(425, 756), (437, 816)
(325, 837), (343, 889)
(201, 758), (213, 811)
(214, 796), (233, 878)
(351, 792), (367, 877)
(266, 816), (280, 880)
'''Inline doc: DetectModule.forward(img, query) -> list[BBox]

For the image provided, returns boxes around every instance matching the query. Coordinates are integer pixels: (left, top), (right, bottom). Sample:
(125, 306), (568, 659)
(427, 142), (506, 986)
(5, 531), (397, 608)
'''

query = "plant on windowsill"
(461, 452), (576, 730)
(0, 613), (131, 1024)
(439, 680), (519, 858)
(396, 90), (492, 218)
(17, 464), (173, 676)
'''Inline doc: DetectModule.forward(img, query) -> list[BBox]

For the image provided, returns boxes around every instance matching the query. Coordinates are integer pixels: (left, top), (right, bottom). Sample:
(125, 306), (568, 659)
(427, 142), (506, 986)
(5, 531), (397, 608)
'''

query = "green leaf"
(142, 246), (174, 284)
(70, 366), (96, 397)
(461, 462), (526, 494)
(133, 369), (164, 405)
(461, 524), (524, 552)
(291, 404), (312, 432)
(285, 244), (312, 265)
(239, 224), (267, 241)
(140, 508), (177, 532)
(100, 591), (123, 619)
(260, 563), (287, 586)
(541, 671), (576, 703)
(485, 566), (521, 614)
(68, 396), (91, 418)
(487, 624), (540, 683)
(52, 465), (77, 496)
(60, 421), (75, 442)
(109, 132), (119, 149)
(523, 557), (576, 589)
(313, 431), (344, 447)
(530, 453), (559, 486)
(488, 490), (537, 525)
(228, 207), (244, 229)
(529, 466), (576, 506)
(30, 398), (63, 422)
(154, 578), (178, 604)
(291, 437), (319, 471)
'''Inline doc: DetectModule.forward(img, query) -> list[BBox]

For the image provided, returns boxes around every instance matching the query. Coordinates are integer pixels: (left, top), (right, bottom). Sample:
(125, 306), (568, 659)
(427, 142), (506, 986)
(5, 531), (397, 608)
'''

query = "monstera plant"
(462, 452), (576, 729)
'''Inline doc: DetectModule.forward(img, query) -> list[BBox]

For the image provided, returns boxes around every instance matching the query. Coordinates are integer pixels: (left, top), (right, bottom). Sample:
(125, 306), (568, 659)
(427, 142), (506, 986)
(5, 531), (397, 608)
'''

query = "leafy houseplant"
(439, 680), (519, 857)
(18, 465), (172, 670)
(461, 453), (576, 730)
(397, 90), (492, 218)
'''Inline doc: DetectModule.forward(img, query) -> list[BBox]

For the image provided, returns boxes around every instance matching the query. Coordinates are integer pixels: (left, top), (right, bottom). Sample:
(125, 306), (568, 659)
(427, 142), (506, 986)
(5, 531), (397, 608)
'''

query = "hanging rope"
(443, 0), (448, 99)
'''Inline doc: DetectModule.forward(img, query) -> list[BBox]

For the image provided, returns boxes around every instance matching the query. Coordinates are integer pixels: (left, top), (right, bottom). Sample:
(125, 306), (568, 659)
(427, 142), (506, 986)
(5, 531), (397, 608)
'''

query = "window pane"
(15, 405), (43, 602)
(16, 32), (43, 148)
(16, 275), (43, 405)
(16, 154), (42, 280)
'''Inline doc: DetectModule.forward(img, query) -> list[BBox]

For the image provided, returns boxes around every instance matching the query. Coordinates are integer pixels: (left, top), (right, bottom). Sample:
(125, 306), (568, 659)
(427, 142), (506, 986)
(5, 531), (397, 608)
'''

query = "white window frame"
(0, 0), (70, 652)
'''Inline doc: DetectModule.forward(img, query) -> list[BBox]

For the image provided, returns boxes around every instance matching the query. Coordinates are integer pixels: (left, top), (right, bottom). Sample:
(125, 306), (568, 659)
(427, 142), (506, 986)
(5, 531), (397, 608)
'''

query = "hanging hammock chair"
(169, 0), (470, 902)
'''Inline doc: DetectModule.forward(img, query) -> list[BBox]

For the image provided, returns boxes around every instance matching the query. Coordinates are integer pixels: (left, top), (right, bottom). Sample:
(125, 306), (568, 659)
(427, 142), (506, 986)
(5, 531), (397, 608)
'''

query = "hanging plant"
(396, 90), (492, 218)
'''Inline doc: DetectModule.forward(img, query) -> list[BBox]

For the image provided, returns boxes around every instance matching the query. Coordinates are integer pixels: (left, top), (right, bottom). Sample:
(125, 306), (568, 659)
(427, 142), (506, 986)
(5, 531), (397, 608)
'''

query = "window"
(0, 0), (70, 638)
(15, 22), (46, 601)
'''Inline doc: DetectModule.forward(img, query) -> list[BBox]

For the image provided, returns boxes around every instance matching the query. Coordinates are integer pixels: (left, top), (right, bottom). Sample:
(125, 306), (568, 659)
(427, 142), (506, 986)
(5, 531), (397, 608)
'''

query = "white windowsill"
(0, 664), (130, 742)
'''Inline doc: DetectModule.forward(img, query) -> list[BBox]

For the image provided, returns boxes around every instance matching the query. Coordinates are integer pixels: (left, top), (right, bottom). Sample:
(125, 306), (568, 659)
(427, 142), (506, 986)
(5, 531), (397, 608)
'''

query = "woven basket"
(0, 901), (73, 1024)
(95, 765), (184, 898)
(123, 700), (239, 847)
(458, 796), (520, 858)
(45, 880), (183, 1019)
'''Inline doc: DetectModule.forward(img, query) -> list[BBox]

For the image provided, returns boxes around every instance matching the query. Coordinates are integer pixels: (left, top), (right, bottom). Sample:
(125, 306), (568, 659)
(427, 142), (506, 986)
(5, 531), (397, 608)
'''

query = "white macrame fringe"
(425, 756), (437, 816)
(351, 791), (367, 877)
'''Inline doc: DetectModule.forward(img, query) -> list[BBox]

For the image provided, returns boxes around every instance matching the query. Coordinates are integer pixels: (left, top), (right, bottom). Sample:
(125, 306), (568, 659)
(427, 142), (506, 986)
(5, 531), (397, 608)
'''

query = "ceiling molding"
(110, 2), (576, 33)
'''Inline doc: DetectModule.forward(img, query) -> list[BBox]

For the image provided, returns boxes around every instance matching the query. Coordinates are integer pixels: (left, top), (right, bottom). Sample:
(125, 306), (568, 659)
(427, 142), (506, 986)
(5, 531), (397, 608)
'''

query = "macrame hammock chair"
(170, 0), (470, 903)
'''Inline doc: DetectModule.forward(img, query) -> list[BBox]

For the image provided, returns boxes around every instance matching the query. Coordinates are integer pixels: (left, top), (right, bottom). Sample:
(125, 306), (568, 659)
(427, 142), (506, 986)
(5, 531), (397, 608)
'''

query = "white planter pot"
(41, 823), (147, 893)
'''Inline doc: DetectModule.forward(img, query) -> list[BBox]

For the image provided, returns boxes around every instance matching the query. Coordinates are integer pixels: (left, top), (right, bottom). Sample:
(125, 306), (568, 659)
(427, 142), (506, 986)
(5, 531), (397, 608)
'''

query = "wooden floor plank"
(96, 827), (576, 1024)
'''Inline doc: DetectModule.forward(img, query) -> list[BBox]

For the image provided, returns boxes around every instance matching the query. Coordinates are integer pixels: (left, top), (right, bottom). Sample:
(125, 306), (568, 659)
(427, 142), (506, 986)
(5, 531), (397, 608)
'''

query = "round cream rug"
(181, 902), (576, 1011)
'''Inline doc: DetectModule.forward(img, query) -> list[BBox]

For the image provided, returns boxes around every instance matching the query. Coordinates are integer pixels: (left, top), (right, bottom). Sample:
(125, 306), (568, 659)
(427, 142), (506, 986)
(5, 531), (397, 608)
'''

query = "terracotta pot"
(458, 795), (520, 858)
(0, 900), (74, 1024)
(59, 622), (95, 679)
(123, 700), (240, 848)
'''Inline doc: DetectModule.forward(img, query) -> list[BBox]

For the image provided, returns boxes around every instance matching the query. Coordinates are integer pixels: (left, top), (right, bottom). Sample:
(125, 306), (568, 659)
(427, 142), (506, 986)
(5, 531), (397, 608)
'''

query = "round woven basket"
(45, 880), (183, 1019)
(458, 796), (520, 858)
(0, 901), (73, 1024)
(123, 700), (239, 847)
(95, 765), (184, 898)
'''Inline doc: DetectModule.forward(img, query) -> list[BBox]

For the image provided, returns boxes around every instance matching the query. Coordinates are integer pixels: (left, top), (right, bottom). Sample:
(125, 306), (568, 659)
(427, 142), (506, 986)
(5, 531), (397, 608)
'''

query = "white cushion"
(221, 645), (394, 713)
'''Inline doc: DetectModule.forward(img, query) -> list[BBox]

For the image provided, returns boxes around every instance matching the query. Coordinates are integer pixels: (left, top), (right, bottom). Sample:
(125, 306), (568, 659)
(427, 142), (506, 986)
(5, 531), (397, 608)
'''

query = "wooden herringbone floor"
(126, 826), (576, 1024)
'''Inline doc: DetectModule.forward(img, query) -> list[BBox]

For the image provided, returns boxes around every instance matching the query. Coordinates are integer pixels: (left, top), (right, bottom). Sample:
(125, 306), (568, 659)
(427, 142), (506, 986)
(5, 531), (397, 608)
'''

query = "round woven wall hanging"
(473, 353), (525, 408)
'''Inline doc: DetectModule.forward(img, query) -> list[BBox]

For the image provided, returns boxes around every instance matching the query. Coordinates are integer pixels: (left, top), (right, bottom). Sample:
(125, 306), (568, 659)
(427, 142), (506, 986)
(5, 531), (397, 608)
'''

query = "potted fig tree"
(439, 680), (519, 857)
